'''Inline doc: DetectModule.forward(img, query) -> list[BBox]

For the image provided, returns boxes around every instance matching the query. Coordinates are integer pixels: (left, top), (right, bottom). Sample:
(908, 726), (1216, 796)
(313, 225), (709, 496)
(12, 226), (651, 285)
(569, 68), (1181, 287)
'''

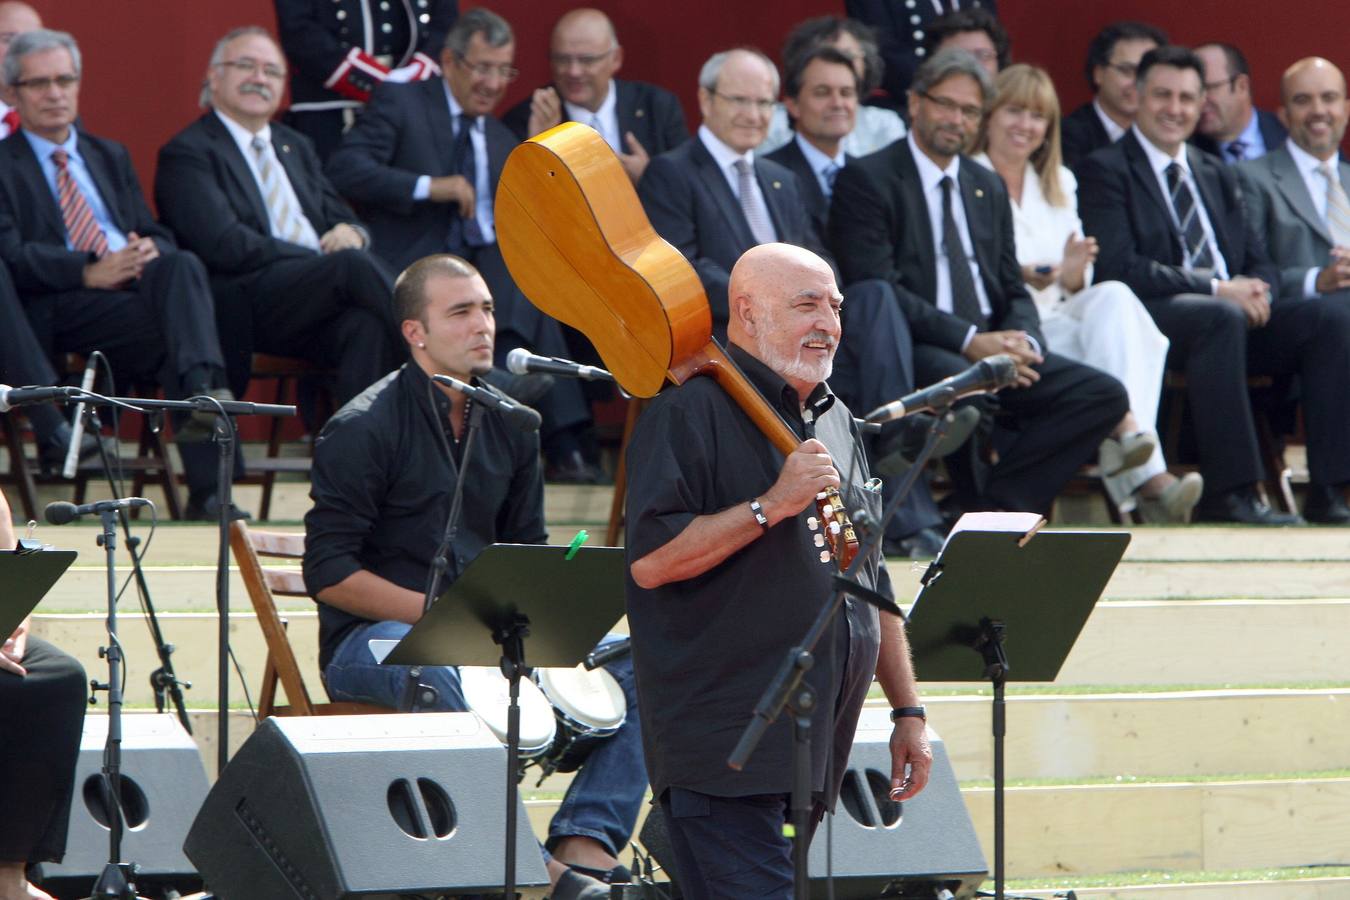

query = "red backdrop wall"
(25, 1), (1350, 199)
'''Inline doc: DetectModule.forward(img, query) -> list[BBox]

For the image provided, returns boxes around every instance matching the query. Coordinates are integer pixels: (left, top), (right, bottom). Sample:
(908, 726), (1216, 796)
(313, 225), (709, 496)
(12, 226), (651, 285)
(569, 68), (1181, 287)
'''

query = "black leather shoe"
(545, 450), (607, 484)
(1303, 483), (1350, 525)
(551, 868), (611, 900)
(883, 526), (945, 559)
(38, 427), (115, 477)
(178, 387), (237, 443)
(185, 494), (251, 522)
(1195, 487), (1304, 526)
(874, 406), (981, 477)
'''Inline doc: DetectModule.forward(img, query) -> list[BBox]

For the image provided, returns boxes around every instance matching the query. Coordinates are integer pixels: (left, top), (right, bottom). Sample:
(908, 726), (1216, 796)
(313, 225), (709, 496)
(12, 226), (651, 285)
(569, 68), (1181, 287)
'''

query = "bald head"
(728, 244), (842, 398)
(1279, 56), (1347, 160)
(549, 7), (621, 111)
(0, 2), (41, 71)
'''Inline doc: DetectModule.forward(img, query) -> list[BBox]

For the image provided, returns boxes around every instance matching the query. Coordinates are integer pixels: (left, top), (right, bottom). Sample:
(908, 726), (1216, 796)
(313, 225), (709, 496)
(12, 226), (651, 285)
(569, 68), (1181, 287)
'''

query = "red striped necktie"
(51, 148), (110, 257)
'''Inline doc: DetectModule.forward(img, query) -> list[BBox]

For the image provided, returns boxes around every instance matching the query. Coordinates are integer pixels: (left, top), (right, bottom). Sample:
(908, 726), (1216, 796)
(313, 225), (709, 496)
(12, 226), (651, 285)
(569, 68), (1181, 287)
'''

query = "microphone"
(864, 354), (1018, 424)
(430, 373), (542, 432)
(62, 356), (100, 478)
(0, 384), (74, 413)
(506, 347), (615, 383)
(584, 637), (631, 671)
(45, 497), (153, 525)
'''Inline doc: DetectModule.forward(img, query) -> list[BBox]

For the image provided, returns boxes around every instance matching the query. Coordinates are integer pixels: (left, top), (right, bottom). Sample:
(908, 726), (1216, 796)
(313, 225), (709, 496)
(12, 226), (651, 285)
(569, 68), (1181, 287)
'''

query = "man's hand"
(82, 232), (158, 290)
(319, 223), (366, 253)
(888, 717), (932, 801)
(1215, 276), (1271, 327)
(1021, 264), (1059, 291)
(527, 86), (563, 138)
(759, 438), (839, 525)
(1, 619), (29, 677)
(1315, 251), (1350, 295)
(428, 175), (477, 215)
(617, 132), (651, 183)
(964, 329), (1043, 387)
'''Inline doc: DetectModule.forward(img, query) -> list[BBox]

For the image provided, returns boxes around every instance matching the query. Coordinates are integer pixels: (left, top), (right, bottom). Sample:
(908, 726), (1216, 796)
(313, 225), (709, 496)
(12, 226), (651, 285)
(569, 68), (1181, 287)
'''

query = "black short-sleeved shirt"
(303, 363), (547, 669)
(624, 343), (887, 802)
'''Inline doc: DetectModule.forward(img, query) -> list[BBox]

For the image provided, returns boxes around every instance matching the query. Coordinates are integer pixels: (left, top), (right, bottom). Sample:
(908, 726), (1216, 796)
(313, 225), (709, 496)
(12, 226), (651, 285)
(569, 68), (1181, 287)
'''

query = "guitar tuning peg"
(806, 516), (819, 531)
(819, 550), (832, 563)
(815, 491), (828, 500)
(813, 533), (825, 547)
(829, 521), (841, 534)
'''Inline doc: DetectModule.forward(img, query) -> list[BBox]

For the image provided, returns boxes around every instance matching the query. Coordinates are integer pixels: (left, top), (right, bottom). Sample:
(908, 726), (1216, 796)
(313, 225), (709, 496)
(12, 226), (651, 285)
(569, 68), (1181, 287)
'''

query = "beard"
(753, 325), (837, 388)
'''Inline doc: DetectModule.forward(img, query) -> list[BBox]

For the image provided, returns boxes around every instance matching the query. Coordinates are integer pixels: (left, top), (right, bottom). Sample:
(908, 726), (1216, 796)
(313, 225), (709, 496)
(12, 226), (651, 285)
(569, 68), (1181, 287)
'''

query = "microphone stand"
(83, 403), (193, 732)
(727, 402), (957, 900)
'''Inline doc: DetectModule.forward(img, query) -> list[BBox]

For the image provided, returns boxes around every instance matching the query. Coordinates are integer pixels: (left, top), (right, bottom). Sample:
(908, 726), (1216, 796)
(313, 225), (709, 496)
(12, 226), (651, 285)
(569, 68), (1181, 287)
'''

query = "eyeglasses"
(454, 56), (519, 82)
(1106, 61), (1140, 79)
(964, 47), (999, 64)
(217, 58), (287, 81)
(710, 90), (775, 114)
(1203, 76), (1237, 93)
(549, 48), (615, 70)
(921, 92), (984, 122)
(13, 74), (79, 92)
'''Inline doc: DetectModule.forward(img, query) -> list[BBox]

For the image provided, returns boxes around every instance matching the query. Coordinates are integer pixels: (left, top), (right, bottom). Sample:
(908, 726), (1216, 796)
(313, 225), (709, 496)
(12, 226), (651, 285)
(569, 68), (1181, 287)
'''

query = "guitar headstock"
(807, 487), (860, 570)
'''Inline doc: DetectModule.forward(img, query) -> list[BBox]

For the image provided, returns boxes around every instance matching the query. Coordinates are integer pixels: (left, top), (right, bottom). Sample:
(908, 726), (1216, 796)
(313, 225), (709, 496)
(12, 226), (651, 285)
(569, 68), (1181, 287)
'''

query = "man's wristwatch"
(890, 705), (926, 723)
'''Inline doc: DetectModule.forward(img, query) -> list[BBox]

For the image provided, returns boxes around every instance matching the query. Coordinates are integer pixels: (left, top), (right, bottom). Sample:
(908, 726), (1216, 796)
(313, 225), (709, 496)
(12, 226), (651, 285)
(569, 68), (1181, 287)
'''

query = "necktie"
(1, 109), (19, 136)
(50, 149), (109, 257)
(251, 136), (314, 248)
(733, 158), (777, 246)
(448, 113), (486, 250)
(822, 162), (841, 199)
(940, 176), (986, 329)
(1225, 139), (1248, 163)
(1165, 162), (1215, 272)
(1318, 161), (1350, 248)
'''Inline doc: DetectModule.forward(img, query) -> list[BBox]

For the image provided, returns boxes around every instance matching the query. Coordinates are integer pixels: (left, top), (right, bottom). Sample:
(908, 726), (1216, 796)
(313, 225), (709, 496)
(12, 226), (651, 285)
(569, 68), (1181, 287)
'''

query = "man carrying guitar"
(625, 243), (931, 897)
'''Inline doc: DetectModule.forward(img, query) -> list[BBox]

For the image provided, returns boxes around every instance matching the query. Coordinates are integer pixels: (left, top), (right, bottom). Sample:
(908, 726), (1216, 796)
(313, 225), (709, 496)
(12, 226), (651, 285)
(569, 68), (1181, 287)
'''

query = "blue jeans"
(324, 621), (646, 857)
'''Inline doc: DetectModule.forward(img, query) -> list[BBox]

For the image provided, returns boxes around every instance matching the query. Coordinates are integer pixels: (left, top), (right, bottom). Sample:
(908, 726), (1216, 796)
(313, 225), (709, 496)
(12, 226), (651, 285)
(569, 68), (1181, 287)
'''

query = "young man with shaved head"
(501, 7), (687, 183)
(1238, 56), (1350, 522)
(625, 242), (929, 898)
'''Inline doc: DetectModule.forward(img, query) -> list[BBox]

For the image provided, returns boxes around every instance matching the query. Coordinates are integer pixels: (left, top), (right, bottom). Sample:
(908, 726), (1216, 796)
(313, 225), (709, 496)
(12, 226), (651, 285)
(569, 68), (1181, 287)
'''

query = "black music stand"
(384, 543), (627, 899)
(0, 546), (77, 639)
(906, 522), (1129, 900)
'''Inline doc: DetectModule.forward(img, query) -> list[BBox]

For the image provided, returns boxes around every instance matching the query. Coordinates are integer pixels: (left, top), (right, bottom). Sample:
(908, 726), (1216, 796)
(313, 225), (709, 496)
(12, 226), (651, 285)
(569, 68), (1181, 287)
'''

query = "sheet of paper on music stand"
(0, 548), (78, 640)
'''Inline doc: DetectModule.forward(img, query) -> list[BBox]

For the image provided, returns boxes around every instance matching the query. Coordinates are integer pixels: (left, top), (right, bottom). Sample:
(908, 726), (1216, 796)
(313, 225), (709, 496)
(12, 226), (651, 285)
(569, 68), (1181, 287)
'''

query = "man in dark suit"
(275, 0), (458, 162)
(156, 26), (400, 409)
(1078, 46), (1350, 525)
(327, 8), (598, 481)
(1238, 56), (1350, 522)
(830, 49), (1128, 516)
(845, 0), (998, 112)
(500, 8), (686, 183)
(1192, 43), (1286, 163)
(0, 29), (240, 518)
(1061, 21), (1166, 170)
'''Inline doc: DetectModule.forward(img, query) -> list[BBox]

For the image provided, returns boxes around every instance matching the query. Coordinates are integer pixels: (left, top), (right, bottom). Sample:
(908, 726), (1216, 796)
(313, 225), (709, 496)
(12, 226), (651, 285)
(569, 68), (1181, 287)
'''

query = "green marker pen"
(565, 529), (589, 560)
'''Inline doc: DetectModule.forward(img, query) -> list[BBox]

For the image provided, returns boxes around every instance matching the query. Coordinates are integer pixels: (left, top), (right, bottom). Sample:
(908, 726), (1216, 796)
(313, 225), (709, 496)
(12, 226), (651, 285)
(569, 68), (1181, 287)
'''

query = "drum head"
(458, 665), (557, 754)
(535, 665), (626, 730)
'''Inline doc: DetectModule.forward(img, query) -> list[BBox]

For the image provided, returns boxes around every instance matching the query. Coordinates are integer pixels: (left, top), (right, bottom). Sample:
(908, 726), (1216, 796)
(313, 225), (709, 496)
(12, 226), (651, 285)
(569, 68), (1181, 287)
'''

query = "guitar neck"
(671, 340), (803, 457)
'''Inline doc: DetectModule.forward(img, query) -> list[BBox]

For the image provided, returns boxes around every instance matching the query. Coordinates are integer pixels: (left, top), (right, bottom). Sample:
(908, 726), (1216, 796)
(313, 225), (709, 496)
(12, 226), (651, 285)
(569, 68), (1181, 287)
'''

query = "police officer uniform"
(275, 0), (458, 161)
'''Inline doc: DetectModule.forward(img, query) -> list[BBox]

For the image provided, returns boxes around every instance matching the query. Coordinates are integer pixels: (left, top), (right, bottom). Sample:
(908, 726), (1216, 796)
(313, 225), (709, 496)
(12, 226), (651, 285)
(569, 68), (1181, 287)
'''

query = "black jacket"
(500, 77), (689, 155)
(1061, 101), (1114, 172)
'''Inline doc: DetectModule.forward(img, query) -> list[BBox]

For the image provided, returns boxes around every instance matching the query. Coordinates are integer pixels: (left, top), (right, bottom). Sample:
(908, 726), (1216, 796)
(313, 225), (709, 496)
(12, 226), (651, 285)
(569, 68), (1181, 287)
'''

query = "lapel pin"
(635, 109), (645, 117)
(975, 188), (984, 198)
(281, 144), (291, 153)
(772, 180), (781, 189)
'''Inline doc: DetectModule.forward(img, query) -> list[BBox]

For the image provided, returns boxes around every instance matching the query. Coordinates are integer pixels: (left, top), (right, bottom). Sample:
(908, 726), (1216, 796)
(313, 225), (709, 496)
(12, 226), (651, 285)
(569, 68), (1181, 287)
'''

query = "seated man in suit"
(1238, 56), (1350, 522)
(156, 25), (401, 410)
(1078, 46), (1350, 525)
(501, 8), (686, 183)
(1193, 43), (1286, 163)
(1061, 21), (1166, 169)
(327, 8), (600, 482)
(0, 29), (240, 518)
(830, 49), (1129, 517)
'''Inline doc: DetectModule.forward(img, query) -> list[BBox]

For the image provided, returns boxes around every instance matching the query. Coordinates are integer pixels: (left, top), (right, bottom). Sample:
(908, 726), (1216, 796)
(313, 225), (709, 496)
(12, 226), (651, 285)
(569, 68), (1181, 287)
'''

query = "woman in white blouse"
(973, 64), (1201, 522)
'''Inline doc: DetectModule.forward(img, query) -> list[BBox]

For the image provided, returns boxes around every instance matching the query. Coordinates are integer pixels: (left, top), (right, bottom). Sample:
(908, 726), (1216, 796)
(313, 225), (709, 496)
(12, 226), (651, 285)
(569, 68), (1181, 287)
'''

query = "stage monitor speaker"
(639, 710), (987, 900)
(40, 713), (209, 895)
(183, 712), (550, 900)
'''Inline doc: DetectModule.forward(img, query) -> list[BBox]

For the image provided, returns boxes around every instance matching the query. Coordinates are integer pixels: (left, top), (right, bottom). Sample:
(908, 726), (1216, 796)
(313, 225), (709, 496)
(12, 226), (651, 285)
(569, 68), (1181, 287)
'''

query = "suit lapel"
(780, 140), (828, 232)
(894, 145), (938, 300)
(613, 79), (642, 146)
(958, 163), (996, 286)
(754, 159), (791, 242)
(272, 129), (323, 229)
(1123, 133), (1182, 249)
(6, 136), (65, 239)
(691, 138), (756, 249)
(423, 78), (457, 175)
(1188, 147), (1235, 263)
(204, 114), (272, 232)
(1270, 148), (1331, 243)
(76, 133), (125, 231)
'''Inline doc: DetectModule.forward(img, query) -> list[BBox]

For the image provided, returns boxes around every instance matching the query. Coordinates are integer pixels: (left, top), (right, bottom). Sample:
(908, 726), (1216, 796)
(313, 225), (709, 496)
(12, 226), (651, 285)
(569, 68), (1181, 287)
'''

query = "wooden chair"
(230, 519), (390, 717)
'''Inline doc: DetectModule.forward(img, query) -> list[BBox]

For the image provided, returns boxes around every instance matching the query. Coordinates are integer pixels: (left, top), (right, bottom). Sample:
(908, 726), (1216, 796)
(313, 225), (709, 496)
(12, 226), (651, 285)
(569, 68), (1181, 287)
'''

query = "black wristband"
(890, 705), (926, 722)
(749, 498), (769, 532)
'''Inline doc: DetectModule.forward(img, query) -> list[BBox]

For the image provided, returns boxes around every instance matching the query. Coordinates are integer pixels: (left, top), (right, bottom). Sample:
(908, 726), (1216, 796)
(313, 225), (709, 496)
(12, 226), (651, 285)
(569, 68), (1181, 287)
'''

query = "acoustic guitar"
(495, 123), (857, 568)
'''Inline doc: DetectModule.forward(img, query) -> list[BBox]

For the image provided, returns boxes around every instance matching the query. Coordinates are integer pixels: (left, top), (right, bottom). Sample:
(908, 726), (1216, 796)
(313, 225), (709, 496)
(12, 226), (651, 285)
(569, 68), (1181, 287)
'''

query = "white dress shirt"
(1093, 99), (1127, 143)
(794, 132), (846, 200)
(412, 83), (496, 244)
(698, 125), (776, 240)
(215, 110), (321, 250)
(1132, 125), (1229, 284)
(1286, 137), (1345, 298)
(564, 79), (621, 153)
